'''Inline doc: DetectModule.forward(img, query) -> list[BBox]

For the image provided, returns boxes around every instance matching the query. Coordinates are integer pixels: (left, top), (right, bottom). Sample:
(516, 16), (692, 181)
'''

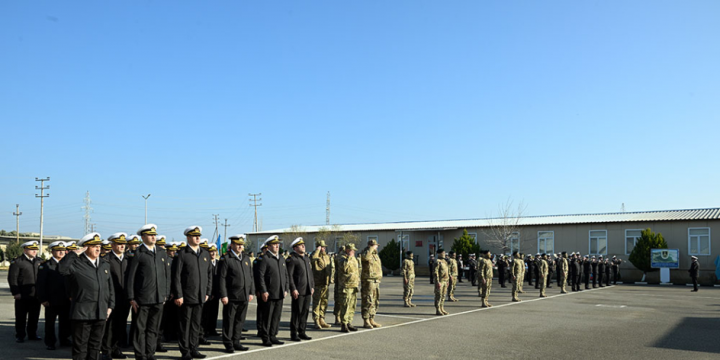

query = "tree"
(629, 228), (668, 279)
(315, 225), (342, 251)
(281, 224), (307, 250)
(451, 229), (482, 261)
(337, 232), (360, 250)
(379, 238), (401, 272)
(483, 199), (526, 254)
(5, 241), (23, 261)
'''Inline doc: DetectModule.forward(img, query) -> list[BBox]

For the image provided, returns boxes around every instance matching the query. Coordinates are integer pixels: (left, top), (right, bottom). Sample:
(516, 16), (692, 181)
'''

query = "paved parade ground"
(1, 275), (719, 360)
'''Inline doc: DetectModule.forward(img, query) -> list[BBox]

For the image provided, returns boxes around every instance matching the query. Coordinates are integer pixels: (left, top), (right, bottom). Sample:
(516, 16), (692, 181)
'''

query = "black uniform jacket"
(37, 258), (70, 306)
(8, 255), (41, 298)
(255, 252), (289, 300)
(126, 244), (170, 305)
(286, 252), (315, 296)
(582, 260), (591, 274)
(60, 252), (115, 320)
(689, 261), (699, 277)
(218, 252), (255, 302)
(211, 259), (221, 298)
(107, 252), (129, 309)
(172, 246), (213, 305)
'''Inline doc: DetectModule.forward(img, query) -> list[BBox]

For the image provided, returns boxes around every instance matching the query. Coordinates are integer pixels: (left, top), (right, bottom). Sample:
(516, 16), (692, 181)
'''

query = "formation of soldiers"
(9, 229), (628, 360)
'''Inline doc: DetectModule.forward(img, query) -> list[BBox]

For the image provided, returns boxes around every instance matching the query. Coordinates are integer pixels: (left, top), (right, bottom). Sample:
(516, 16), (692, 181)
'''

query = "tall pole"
(13, 204), (22, 243)
(222, 219), (231, 245)
(326, 191), (330, 225)
(142, 194), (151, 224)
(35, 177), (50, 254)
(249, 193), (262, 232)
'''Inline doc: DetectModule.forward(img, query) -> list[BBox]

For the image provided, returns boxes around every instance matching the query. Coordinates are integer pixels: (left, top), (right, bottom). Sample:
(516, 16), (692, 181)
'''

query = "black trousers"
(573, 275), (581, 291)
(161, 300), (179, 342)
(546, 273), (553, 287)
(255, 298), (264, 332)
(133, 303), (163, 359)
(15, 297), (41, 339)
(429, 267), (434, 284)
(102, 303), (129, 353)
(222, 301), (248, 347)
(598, 272), (604, 286)
(201, 297), (220, 336)
(458, 269), (463, 282)
(258, 298), (283, 342)
(584, 273), (590, 288)
(72, 320), (105, 360)
(498, 269), (505, 286)
(612, 268), (619, 284)
(178, 303), (203, 356)
(44, 303), (71, 347)
(605, 272), (611, 286)
(469, 270), (477, 286)
(534, 271), (540, 288)
(691, 276), (699, 291)
(290, 294), (311, 336)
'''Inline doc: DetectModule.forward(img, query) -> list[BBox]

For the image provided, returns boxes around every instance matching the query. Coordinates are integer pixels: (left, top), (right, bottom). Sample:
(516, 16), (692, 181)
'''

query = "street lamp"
(142, 194), (151, 224)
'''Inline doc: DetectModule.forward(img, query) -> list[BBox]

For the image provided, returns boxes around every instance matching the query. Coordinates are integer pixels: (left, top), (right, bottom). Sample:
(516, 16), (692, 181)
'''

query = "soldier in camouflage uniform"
(558, 251), (569, 294)
(332, 252), (341, 325)
(538, 253), (549, 297)
(337, 244), (359, 333)
(511, 251), (524, 302)
(402, 251), (416, 307)
(360, 239), (382, 329)
(446, 251), (459, 302)
(434, 249), (450, 315)
(478, 250), (494, 307)
(311, 240), (333, 329)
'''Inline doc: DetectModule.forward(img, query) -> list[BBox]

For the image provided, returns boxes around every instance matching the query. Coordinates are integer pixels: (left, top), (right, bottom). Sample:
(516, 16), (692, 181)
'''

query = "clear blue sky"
(1, 1), (718, 240)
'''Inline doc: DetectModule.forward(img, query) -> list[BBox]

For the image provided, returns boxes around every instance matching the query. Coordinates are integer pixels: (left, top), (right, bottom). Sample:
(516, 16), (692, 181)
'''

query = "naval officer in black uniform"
(286, 237), (315, 341)
(37, 241), (71, 350)
(255, 235), (289, 346)
(8, 240), (42, 343)
(219, 234), (254, 353)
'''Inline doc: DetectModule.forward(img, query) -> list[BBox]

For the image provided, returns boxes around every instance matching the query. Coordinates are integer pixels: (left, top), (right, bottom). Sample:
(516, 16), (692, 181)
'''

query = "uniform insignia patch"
(105, 270), (108, 274)
(162, 258), (165, 262)
(204, 258), (207, 261)
(245, 261), (248, 266)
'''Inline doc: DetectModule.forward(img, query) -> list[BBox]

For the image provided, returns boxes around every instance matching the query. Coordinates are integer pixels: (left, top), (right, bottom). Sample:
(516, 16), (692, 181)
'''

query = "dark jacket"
(582, 260), (591, 274)
(126, 244), (170, 305)
(107, 252), (129, 309)
(60, 252), (115, 320)
(286, 252), (315, 296)
(8, 254), (41, 298)
(689, 261), (699, 278)
(598, 261), (606, 273)
(36, 258), (70, 306)
(210, 258), (221, 298)
(218, 251), (255, 302)
(255, 252), (289, 300)
(172, 246), (213, 305)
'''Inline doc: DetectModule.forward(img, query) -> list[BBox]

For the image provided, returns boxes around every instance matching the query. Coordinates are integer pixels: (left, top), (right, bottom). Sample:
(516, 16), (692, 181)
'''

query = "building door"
(427, 235), (437, 266)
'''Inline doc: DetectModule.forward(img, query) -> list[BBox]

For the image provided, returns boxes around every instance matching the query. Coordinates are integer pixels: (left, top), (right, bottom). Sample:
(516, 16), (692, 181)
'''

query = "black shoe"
(148, 356), (156, 360)
(29, 336), (42, 341)
(242, 328), (248, 332)
(224, 346), (235, 353)
(290, 335), (301, 342)
(547, 286), (552, 289)
(111, 349), (127, 359)
(101, 354), (112, 360)
(239, 336), (247, 340)
(198, 338), (211, 345)
(46, 345), (56, 350)
(261, 340), (273, 347)
(299, 334), (312, 340)
(156, 344), (168, 353)
(181, 355), (193, 360)
(233, 343), (249, 351)
(190, 350), (207, 359)
(16, 338), (24, 343)
(60, 340), (73, 347)
(270, 337), (284, 345)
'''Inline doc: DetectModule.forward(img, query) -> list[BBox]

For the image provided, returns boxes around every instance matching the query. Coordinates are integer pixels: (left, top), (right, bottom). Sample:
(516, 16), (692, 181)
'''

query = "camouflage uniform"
(447, 255), (458, 301)
(559, 255), (569, 294)
(511, 255), (524, 301)
(311, 245), (333, 328)
(360, 245), (382, 328)
(478, 253), (494, 307)
(401, 254), (415, 307)
(332, 253), (341, 324)
(539, 256), (549, 297)
(434, 254), (450, 315)
(337, 248), (359, 331)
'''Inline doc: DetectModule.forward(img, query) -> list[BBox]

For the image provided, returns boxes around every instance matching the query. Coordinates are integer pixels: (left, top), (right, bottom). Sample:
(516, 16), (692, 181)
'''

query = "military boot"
(340, 323), (349, 333)
(408, 301), (416, 307)
(436, 308), (444, 316)
(319, 318), (331, 329)
(369, 317), (381, 328)
(404, 299), (410, 307)
(334, 315), (341, 325)
(363, 318), (374, 329)
(347, 324), (358, 332)
(314, 319), (324, 330)
(441, 306), (449, 315)
(486, 301), (493, 307)
(481, 299), (488, 308)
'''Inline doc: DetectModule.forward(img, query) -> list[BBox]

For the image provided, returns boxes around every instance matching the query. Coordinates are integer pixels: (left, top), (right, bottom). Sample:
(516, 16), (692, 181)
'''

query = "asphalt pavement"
(1, 274), (719, 360)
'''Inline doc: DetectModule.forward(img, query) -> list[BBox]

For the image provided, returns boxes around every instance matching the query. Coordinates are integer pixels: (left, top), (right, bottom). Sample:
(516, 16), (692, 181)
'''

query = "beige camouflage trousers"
(448, 277), (457, 299)
(361, 280), (380, 319)
(338, 288), (358, 324)
(312, 285), (329, 320)
(435, 281), (448, 310)
(403, 276), (415, 302)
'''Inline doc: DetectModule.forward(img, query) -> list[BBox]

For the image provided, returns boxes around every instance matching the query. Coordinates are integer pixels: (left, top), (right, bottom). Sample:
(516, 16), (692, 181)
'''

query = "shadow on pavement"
(652, 317), (720, 354)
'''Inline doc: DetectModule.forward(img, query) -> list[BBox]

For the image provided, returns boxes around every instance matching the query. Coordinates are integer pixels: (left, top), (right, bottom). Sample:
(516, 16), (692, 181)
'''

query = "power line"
(222, 218), (231, 245)
(326, 191), (331, 225)
(249, 193), (262, 232)
(35, 177), (50, 253)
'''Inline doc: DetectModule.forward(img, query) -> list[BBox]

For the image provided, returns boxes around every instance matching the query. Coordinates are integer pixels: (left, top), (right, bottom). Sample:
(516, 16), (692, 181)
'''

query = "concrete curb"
(635, 282), (648, 285)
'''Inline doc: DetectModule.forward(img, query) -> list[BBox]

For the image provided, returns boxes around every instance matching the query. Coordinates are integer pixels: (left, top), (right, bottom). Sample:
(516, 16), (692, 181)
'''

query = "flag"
(216, 235), (222, 254)
(221, 242), (228, 255)
(714, 255), (720, 281)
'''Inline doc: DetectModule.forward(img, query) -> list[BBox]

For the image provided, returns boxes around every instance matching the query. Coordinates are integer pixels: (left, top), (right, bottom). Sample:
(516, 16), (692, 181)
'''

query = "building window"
(509, 232), (520, 254)
(688, 228), (711, 255)
(589, 230), (608, 255)
(625, 229), (642, 255)
(468, 233), (477, 244)
(538, 231), (554, 254)
(367, 235), (378, 249)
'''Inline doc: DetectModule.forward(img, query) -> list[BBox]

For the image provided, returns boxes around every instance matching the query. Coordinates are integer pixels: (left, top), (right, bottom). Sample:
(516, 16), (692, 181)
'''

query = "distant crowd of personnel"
(10, 227), (635, 360)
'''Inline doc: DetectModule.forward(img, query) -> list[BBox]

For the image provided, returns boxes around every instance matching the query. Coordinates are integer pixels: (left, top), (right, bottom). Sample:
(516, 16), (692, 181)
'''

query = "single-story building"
(248, 207), (720, 285)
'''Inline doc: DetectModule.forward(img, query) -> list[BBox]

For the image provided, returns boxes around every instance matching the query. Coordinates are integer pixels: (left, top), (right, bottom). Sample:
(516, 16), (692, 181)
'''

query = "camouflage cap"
(345, 243), (357, 251)
(316, 239), (327, 247)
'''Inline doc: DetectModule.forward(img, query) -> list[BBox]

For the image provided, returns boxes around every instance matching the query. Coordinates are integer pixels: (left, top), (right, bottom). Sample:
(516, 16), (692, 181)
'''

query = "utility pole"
(13, 204), (22, 243)
(326, 191), (330, 225)
(142, 194), (151, 224)
(621, 203), (626, 212)
(82, 191), (93, 235)
(90, 223), (96, 233)
(249, 193), (262, 232)
(222, 219), (231, 244)
(35, 177), (50, 254)
(211, 214), (220, 246)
